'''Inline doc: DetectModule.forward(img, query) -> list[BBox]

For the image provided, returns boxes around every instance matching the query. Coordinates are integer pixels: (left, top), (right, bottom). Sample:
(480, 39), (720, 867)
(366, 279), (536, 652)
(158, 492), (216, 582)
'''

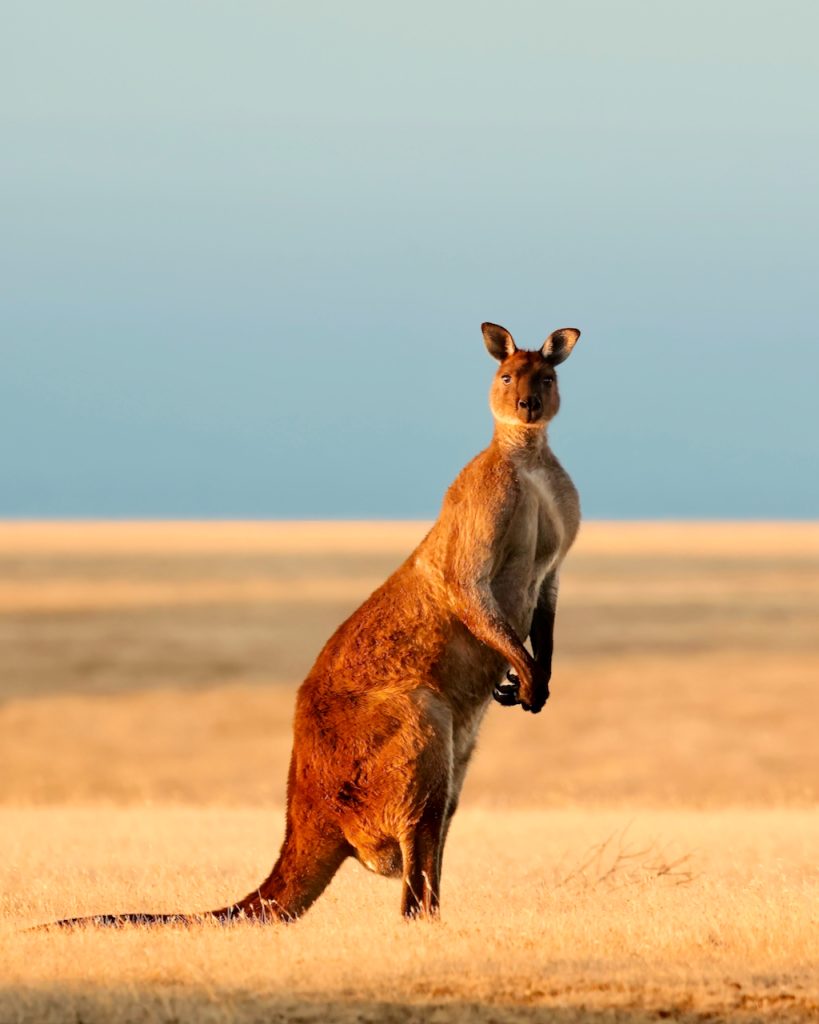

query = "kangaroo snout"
(517, 394), (542, 422)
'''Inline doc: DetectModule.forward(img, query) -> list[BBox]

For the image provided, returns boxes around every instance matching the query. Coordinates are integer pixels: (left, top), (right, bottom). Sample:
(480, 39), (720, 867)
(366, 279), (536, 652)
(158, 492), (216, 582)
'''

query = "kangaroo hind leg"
(398, 693), (453, 919)
(399, 798), (448, 921)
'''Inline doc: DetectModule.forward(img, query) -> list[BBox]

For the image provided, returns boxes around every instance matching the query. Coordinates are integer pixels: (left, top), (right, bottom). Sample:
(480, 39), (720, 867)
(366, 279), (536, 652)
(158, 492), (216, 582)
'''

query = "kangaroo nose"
(518, 396), (542, 413)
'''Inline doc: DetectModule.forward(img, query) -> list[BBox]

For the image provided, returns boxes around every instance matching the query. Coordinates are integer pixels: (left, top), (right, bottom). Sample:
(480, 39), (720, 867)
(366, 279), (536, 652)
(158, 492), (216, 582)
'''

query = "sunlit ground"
(1, 522), (817, 1022)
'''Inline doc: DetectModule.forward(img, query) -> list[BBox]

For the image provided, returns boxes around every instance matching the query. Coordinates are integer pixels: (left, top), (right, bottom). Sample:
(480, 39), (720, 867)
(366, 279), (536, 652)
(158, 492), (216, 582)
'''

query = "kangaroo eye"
(501, 374), (512, 384)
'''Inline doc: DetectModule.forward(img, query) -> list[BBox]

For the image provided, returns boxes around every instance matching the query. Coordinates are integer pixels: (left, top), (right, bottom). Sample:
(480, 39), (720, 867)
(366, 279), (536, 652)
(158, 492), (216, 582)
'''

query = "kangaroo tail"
(33, 829), (348, 930)
(34, 884), (295, 931)
(36, 912), (205, 929)
(35, 904), (275, 930)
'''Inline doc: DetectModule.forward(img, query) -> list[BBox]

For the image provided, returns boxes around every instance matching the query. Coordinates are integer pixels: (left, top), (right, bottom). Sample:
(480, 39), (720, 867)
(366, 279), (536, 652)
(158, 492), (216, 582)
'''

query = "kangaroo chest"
(491, 460), (571, 637)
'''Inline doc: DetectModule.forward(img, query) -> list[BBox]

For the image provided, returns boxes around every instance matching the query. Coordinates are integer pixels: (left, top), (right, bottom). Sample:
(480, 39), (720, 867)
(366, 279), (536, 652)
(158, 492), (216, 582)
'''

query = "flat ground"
(1, 521), (817, 1022)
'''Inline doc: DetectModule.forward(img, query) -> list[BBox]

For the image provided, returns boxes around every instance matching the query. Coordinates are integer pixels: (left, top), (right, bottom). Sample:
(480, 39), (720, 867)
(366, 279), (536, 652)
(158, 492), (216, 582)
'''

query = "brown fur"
(45, 322), (581, 927)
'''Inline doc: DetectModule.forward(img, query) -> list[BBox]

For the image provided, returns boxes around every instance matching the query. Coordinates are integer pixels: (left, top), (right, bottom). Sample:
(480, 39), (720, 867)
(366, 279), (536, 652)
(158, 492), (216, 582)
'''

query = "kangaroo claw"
(493, 672), (521, 706)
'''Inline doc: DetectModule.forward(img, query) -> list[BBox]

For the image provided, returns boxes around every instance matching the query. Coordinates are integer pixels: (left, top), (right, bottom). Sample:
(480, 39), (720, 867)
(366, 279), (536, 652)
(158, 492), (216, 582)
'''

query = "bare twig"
(554, 824), (697, 892)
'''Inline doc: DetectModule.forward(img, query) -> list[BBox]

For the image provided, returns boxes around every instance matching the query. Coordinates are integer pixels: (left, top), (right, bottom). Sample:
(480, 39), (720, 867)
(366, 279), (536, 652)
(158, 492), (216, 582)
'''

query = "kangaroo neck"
(491, 421), (550, 462)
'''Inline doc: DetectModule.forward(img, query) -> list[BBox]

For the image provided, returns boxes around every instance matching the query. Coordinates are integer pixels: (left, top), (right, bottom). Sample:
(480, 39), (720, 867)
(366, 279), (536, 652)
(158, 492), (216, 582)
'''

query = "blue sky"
(3, 1), (817, 518)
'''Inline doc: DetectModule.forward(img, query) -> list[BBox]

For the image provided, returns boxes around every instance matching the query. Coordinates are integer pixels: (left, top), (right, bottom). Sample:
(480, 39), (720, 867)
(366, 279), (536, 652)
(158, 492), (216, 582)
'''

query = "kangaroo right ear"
(482, 323), (517, 361)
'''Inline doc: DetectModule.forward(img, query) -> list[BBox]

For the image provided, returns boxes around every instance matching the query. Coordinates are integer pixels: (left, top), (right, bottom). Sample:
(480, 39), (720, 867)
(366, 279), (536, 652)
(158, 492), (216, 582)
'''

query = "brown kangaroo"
(46, 322), (581, 927)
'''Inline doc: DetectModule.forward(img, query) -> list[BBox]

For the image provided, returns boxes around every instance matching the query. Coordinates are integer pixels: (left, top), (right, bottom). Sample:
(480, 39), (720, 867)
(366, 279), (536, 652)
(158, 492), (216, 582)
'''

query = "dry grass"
(1, 521), (818, 1022)
(4, 806), (818, 1023)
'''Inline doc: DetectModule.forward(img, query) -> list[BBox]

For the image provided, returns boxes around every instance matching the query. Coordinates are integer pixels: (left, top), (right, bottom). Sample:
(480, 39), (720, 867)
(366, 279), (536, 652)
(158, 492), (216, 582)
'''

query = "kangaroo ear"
(541, 328), (580, 365)
(482, 323), (517, 361)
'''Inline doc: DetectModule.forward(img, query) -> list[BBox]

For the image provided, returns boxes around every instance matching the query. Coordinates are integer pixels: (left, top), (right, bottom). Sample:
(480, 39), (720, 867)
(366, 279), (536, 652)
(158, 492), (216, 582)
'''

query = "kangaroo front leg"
(492, 575), (557, 714)
(523, 570), (558, 710)
(450, 580), (540, 701)
(453, 580), (554, 713)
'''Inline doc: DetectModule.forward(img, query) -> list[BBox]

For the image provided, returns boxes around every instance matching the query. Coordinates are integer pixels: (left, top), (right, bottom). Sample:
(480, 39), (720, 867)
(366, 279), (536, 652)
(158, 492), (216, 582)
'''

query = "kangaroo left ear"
(541, 328), (581, 365)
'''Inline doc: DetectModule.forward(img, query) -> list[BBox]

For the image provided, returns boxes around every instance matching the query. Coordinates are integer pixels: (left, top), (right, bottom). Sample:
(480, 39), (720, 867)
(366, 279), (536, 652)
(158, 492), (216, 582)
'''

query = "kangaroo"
(44, 322), (581, 927)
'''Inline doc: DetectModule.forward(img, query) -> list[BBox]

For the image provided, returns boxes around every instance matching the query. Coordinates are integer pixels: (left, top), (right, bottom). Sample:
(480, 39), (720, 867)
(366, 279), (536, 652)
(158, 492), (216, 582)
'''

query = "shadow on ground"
(0, 986), (812, 1024)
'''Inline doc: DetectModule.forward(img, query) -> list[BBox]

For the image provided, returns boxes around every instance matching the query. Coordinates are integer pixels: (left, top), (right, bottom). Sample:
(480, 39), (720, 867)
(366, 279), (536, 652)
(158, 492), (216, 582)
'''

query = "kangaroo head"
(482, 323), (580, 428)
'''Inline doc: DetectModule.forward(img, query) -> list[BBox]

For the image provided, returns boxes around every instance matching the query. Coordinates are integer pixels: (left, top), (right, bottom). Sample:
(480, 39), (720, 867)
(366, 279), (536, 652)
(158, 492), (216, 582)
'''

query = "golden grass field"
(1, 521), (817, 1022)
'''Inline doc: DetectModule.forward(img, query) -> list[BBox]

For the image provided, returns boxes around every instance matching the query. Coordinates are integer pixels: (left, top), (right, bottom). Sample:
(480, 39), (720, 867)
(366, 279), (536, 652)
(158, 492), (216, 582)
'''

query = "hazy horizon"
(2, 516), (817, 524)
(4, 2), (818, 519)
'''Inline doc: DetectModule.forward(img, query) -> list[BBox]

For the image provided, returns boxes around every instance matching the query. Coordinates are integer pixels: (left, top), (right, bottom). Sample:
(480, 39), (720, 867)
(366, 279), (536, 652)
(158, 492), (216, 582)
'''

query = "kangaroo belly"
(491, 540), (559, 638)
(436, 620), (508, 703)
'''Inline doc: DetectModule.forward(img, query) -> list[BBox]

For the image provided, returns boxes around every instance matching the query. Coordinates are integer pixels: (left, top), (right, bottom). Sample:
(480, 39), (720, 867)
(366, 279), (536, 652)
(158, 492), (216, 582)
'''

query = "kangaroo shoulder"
(425, 451), (521, 569)
(443, 447), (520, 516)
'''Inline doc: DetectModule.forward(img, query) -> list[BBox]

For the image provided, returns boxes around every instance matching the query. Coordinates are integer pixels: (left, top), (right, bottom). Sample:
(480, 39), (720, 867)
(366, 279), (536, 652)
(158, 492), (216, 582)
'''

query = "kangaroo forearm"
(530, 574), (558, 669)
(454, 587), (532, 673)
(529, 606), (555, 667)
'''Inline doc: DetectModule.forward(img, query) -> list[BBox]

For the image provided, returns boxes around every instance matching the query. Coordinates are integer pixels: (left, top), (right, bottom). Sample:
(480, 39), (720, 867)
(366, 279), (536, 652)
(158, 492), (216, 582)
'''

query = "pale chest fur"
(491, 454), (578, 638)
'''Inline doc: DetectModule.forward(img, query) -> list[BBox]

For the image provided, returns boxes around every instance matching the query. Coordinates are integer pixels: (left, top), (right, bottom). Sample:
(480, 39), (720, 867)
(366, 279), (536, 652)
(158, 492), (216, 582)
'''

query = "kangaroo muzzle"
(517, 395), (542, 423)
